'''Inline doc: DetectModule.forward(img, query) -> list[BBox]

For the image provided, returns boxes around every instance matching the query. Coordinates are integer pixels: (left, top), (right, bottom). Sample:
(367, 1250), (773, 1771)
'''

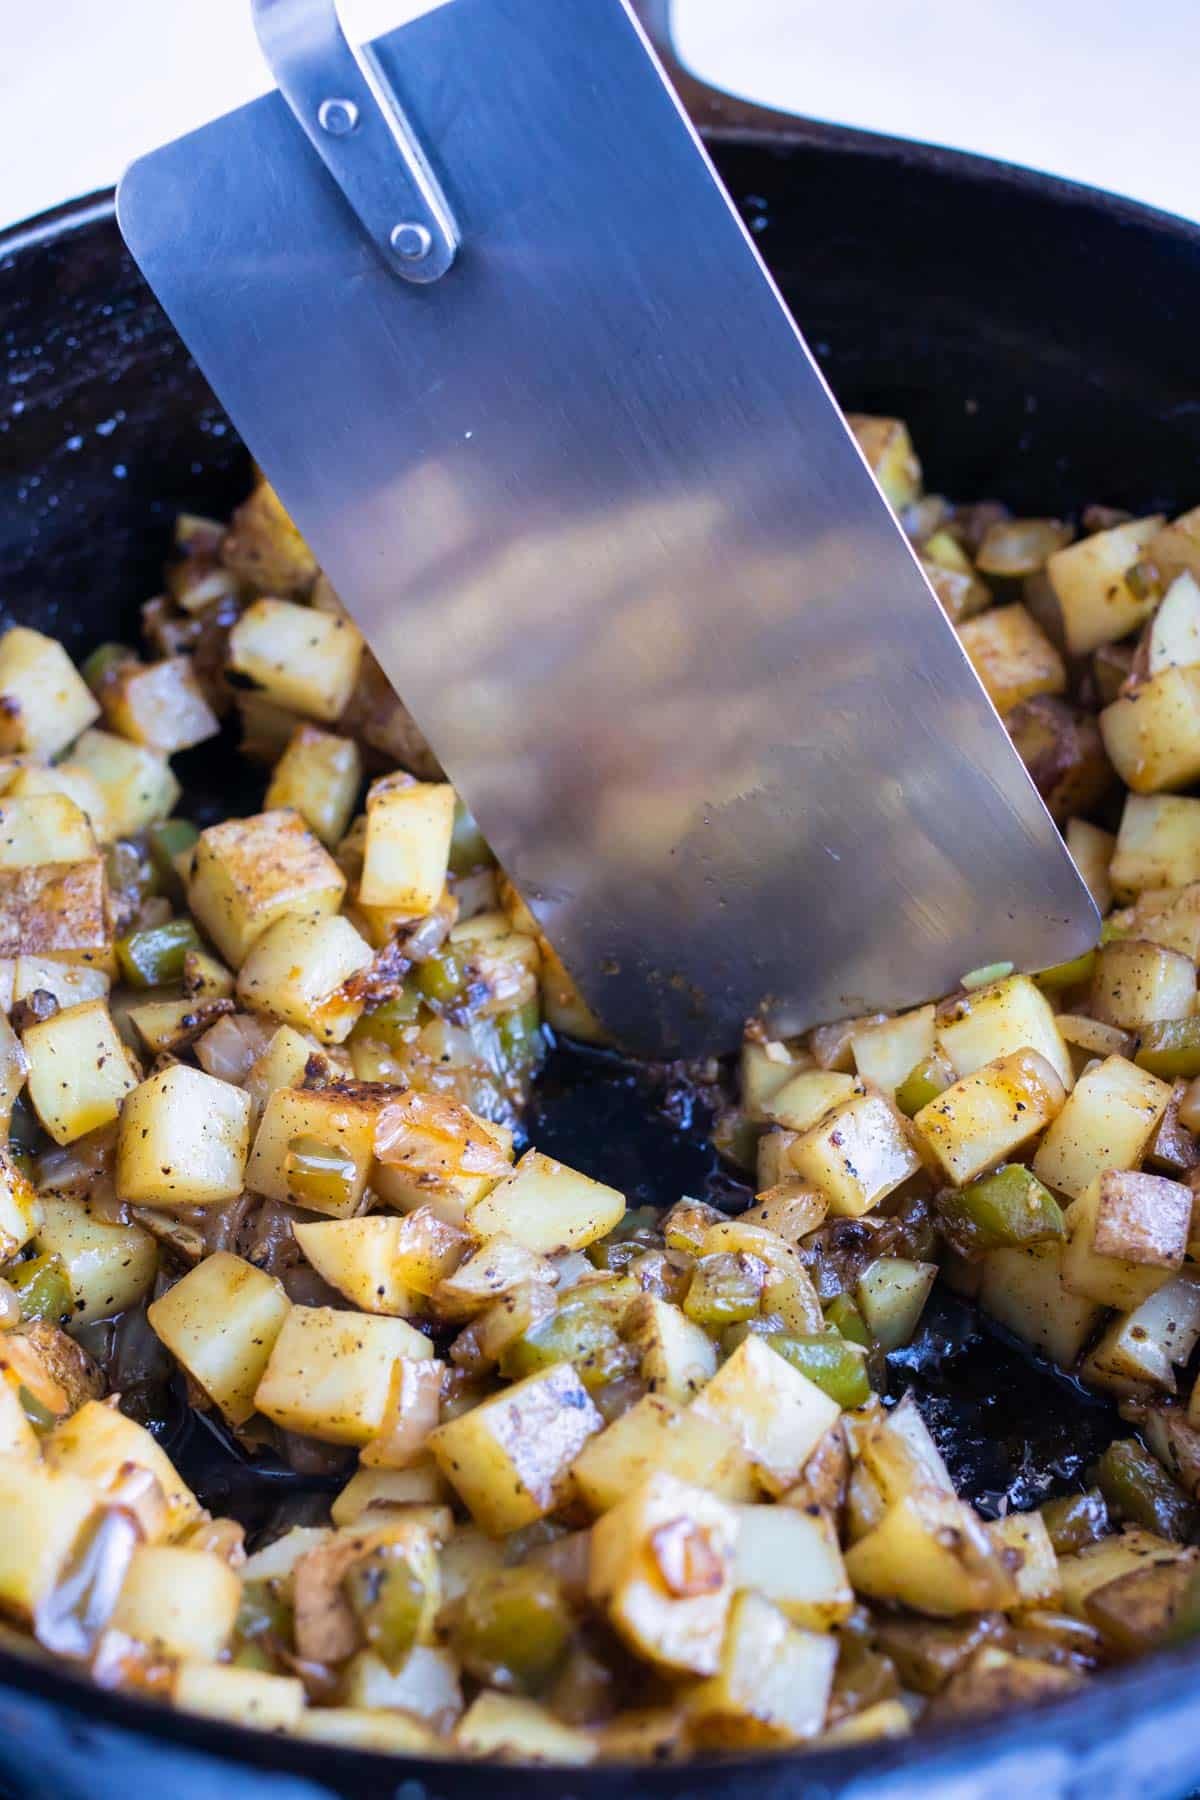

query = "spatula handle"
(251, 0), (458, 282)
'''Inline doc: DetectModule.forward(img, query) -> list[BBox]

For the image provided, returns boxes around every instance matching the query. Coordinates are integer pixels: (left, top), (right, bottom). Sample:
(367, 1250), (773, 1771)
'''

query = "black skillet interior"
(5, 122), (1200, 1796)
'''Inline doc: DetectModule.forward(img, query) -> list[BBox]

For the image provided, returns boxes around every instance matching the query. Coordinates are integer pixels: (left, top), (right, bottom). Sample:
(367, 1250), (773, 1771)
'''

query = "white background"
(0, 0), (1193, 232)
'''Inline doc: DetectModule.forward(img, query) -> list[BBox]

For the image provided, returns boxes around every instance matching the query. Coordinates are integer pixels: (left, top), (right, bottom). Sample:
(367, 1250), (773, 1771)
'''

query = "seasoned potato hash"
(5, 432), (1200, 1763)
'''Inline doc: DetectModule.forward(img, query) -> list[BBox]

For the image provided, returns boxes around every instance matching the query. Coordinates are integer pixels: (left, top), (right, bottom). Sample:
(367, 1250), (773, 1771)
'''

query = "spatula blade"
(118, 0), (1095, 1058)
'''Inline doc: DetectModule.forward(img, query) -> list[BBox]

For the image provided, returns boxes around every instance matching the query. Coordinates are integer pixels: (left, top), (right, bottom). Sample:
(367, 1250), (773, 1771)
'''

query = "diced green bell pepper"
(448, 800), (494, 875)
(824, 1291), (872, 1349)
(1038, 1486), (1109, 1556)
(80, 642), (135, 692)
(1034, 949), (1097, 992)
(767, 1330), (871, 1408)
(936, 1164), (1066, 1255)
(1136, 1018), (1200, 1081)
(683, 1253), (764, 1329)
(895, 1054), (952, 1118)
(1092, 1438), (1198, 1542)
(342, 1544), (428, 1670)
(147, 819), (199, 896)
(116, 917), (202, 988)
(445, 1566), (572, 1693)
(10, 1253), (72, 1326)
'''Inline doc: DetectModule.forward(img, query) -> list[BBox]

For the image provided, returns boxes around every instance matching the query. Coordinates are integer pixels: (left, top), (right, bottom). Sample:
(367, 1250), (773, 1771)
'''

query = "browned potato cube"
(958, 604), (1066, 714)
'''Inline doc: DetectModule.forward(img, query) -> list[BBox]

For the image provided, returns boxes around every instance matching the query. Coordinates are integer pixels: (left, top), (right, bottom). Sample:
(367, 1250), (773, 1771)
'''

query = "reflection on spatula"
(117, 0), (1096, 1058)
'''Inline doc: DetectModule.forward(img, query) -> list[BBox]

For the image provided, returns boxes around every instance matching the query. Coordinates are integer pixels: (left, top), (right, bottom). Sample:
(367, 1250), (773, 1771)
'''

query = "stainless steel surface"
(117, 0), (1097, 1058)
(250, 0), (457, 282)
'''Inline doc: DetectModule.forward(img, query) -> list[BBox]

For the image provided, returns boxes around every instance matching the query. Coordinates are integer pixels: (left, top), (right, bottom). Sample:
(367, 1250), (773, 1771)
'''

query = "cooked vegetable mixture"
(5, 425), (1200, 1762)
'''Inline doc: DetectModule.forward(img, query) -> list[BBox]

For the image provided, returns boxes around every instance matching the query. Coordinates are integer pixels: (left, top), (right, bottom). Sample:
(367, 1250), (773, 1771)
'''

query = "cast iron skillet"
(5, 15), (1200, 1797)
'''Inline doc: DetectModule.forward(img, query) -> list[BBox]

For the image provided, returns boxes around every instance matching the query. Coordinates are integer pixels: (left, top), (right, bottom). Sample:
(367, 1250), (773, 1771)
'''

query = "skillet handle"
(628, 0), (807, 134)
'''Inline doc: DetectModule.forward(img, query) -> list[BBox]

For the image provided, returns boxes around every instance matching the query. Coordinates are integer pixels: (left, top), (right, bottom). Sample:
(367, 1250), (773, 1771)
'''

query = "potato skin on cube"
(692, 1332), (841, 1494)
(117, 1064), (252, 1206)
(467, 1147), (626, 1253)
(188, 809), (347, 968)
(254, 1304), (432, 1445)
(913, 1048), (1066, 1186)
(1061, 1170), (1190, 1311)
(430, 1362), (602, 1536)
(147, 1251), (291, 1425)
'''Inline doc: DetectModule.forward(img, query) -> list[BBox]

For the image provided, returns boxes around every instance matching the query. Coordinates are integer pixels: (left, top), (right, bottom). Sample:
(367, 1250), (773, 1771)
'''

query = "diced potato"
(0, 859), (111, 962)
(1045, 514), (1164, 654)
(116, 1064), (252, 1206)
(467, 1148), (625, 1253)
(1127, 884), (1200, 962)
(6, 762), (110, 840)
(22, 1000), (138, 1144)
(13, 954), (108, 1008)
(845, 1489), (1017, 1616)
(228, 598), (363, 723)
(914, 1049), (1066, 1187)
(1091, 938), (1196, 1030)
(786, 1090), (920, 1217)
(254, 1305), (432, 1445)
(330, 1461), (447, 1526)
(1110, 794), (1200, 899)
(857, 1257), (936, 1351)
(0, 1148), (39, 1261)
(359, 778), (455, 916)
(343, 1644), (461, 1728)
(732, 1504), (853, 1629)
(589, 1472), (737, 1675)
(821, 1701), (912, 1746)
(454, 1692), (595, 1764)
(572, 1395), (757, 1513)
(242, 1022), (322, 1124)
(188, 809), (346, 968)
(430, 1362), (602, 1535)
(434, 1237), (554, 1318)
(1146, 506), (1200, 584)
(0, 626), (100, 757)
(958, 603), (1066, 714)
(1057, 1527), (1186, 1619)
(264, 724), (362, 847)
(293, 1215), (421, 1315)
(1148, 571), (1200, 675)
(43, 1400), (200, 1539)
(174, 1661), (305, 1732)
(850, 1006), (936, 1098)
(978, 1242), (1103, 1367)
(1031, 1055), (1172, 1201)
(111, 1546), (241, 1661)
(0, 793), (94, 867)
(1067, 817), (1115, 915)
(0, 1461), (98, 1622)
(847, 415), (922, 510)
(688, 1590), (837, 1749)
(1082, 1273), (1200, 1396)
(246, 1082), (384, 1213)
(1101, 665), (1200, 793)
(0, 1378), (39, 1461)
(987, 1510), (1059, 1605)
(622, 1293), (718, 1403)
(35, 1197), (157, 1326)
(240, 1525), (331, 1588)
(741, 1183), (829, 1243)
(101, 656), (220, 756)
(221, 478), (318, 596)
(936, 974), (1073, 1091)
(236, 911), (372, 1043)
(147, 1251), (291, 1424)
(70, 728), (180, 836)
(388, 1208), (470, 1296)
(740, 1036), (808, 1121)
(1006, 696), (1112, 826)
(1061, 1170), (1190, 1310)
(693, 1333), (840, 1495)
(762, 1069), (858, 1133)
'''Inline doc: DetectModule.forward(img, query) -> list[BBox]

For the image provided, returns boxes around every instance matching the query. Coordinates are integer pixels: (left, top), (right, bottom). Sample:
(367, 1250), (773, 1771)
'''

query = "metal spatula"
(117, 0), (1095, 1058)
